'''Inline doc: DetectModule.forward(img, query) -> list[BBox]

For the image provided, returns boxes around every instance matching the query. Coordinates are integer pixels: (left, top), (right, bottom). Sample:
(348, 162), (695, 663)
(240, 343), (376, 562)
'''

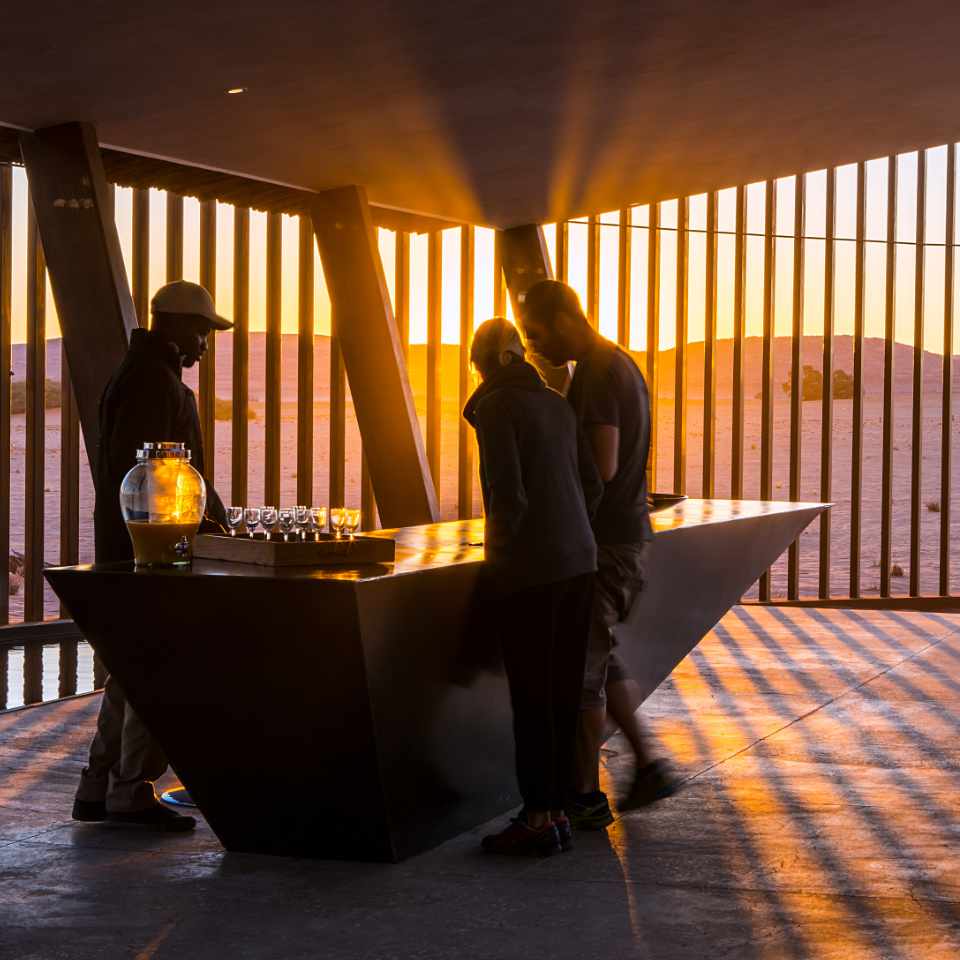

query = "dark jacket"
(463, 360), (600, 591)
(93, 329), (226, 563)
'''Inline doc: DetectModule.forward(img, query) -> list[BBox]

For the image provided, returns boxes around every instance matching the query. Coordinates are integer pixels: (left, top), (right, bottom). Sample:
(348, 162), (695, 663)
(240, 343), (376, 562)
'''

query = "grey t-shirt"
(567, 339), (654, 546)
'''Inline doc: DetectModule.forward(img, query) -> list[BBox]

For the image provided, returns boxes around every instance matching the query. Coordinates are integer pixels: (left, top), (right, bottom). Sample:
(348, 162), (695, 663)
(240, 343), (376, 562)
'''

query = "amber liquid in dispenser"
(126, 521), (199, 566)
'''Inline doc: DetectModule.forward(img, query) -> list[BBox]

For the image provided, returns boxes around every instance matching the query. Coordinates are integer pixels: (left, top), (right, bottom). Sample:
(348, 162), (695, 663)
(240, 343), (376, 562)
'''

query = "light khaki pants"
(75, 676), (167, 812)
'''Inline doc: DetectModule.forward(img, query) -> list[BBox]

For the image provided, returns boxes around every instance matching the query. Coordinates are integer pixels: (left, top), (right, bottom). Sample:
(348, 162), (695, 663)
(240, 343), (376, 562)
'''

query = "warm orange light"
(226, 87), (248, 95)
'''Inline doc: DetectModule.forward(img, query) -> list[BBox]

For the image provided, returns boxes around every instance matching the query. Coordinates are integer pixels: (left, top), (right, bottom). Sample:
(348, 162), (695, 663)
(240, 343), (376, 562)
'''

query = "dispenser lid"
(135, 442), (192, 461)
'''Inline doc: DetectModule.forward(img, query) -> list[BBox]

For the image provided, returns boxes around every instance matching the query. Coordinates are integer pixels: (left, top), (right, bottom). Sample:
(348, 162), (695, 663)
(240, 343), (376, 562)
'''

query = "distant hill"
(11, 335), (960, 407)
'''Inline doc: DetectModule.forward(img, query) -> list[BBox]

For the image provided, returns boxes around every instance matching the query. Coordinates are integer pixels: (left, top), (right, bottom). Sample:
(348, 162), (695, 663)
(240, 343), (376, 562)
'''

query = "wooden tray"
(193, 532), (396, 567)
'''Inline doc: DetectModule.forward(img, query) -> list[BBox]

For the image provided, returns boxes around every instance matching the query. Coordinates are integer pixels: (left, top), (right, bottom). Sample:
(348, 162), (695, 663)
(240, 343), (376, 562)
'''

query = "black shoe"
(619, 759), (681, 811)
(481, 818), (561, 857)
(553, 815), (574, 852)
(567, 791), (615, 830)
(106, 803), (197, 832)
(72, 799), (107, 822)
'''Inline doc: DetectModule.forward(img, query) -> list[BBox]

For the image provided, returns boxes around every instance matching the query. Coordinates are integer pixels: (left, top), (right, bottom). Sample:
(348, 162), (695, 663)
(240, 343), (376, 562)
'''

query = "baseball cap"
(150, 280), (233, 331)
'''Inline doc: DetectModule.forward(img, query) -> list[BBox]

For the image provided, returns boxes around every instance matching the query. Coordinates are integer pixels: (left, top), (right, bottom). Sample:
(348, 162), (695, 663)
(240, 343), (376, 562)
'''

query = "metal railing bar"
(198, 199), (217, 464)
(787, 176), (806, 600)
(731, 186), (746, 500)
(264, 212), (282, 506)
(328, 336), (346, 508)
(165, 192), (183, 281)
(24, 202), (45, 625)
(759, 180), (776, 601)
(673, 198), (688, 495)
(940, 144), (956, 597)
(850, 161), (867, 599)
(880, 157), (898, 597)
(296, 216), (315, 506)
(646, 205), (660, 489)
(458, 225), (475, 519)
(426, 231), (442, 493)
(702, 192), (718, 498)
(231, 207), (250, 506)
(909, 152), (927, 597)
(0, 165), (11, 626)
(819, 168), (836, 599)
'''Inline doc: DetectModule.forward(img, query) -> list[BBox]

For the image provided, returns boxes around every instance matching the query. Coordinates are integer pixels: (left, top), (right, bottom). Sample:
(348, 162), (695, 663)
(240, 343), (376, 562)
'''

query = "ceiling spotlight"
(226, 87), (248, 95)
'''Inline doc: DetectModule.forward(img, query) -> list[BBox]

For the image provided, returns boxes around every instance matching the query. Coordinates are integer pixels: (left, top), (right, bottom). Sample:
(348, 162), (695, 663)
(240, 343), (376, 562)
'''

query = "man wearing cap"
(72, 280), (231, 832)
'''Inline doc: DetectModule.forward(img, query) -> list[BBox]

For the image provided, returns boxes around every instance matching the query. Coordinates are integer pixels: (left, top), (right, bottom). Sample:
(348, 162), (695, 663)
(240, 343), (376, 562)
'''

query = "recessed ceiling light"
(226, 87), (248, 95)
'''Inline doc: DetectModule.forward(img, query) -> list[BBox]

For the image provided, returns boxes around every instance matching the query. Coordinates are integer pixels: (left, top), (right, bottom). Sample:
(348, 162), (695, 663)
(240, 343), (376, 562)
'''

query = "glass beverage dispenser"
(120, 442), (207, 566)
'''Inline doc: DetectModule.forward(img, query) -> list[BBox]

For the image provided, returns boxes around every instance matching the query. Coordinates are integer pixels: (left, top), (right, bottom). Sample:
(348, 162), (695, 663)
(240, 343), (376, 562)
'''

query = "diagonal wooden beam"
(310, 186), (438, 527)
(18, 122), (137, 471)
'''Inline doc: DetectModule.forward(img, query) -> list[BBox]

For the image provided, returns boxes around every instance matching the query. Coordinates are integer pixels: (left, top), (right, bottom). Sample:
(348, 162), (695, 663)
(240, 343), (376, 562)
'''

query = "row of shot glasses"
(224, 505), (361, 541)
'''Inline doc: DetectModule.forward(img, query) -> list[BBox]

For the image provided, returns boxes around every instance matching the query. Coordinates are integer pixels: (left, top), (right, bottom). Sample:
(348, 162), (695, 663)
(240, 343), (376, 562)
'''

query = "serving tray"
(193, 532), (396, 567)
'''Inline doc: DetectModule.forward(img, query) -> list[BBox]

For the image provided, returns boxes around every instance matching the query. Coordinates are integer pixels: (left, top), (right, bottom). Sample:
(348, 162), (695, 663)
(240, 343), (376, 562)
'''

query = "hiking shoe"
(619, 759), (681, 811)
(553, 815), (573, 852)
(481, 818), (561, 857)
(567, 792), (614, 830)
(72, 799), (107, 822)
(106, 803), (197, 832)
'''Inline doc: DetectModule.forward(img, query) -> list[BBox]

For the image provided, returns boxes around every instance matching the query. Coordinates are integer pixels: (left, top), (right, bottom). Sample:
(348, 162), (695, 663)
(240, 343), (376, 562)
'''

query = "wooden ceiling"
(3, 1), (959, 227)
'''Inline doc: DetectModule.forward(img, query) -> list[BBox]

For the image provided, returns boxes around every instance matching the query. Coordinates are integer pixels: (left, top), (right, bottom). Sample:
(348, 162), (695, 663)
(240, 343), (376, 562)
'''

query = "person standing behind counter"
(72, 281), (231, 833)
(464, 317), (600, 857)
(519, 280), (680, 832)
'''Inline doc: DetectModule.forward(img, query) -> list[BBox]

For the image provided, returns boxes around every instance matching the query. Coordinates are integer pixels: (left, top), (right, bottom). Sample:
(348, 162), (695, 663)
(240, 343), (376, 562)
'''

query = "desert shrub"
(927, 500), (941, 513)
(214, 397), (256, 421)
(10, 379), (62, 414)
(781, 364), (823, 401)
(832, 369), (854, 399)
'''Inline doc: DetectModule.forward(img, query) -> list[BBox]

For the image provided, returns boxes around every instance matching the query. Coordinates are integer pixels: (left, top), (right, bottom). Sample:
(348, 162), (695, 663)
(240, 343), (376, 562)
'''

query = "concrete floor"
(2, 606), (960, 960)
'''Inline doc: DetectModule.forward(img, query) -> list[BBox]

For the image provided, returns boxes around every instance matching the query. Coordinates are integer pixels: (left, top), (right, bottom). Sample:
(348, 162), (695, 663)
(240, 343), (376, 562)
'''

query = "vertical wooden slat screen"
(131, 188), (149, 324)
(617, 209), (630, 349)
(880, 157), (898, 597)
(646, 205), (660, 488)
(426, 232), (442, 493)
(850, 161), (867, 598)
(702, 193), (718, 498)
(328, 337), (346, 508)
(909, 152), (927, 597)
(25, 205), (45, 627)
(941, 143), (956, 597)
(395, 233), (410, 359)
(24, 206), (45, 701)
(231, 208), (250, 506)
(586, 214), (599, 326)
(198, 199), (217, 457)
(297, 217), (314, 506)
(458, 225), (475, 519)
(0, 166), (11, 627)
(819, 169), (836, 598)
(758, 181), (776, 601)
(787, 177), (806, 600)
(673, 199), (689, 495)
(731, 186), (747, 499)
(556, 222), (568, 284)
(166, 193), (183, 281)
(264, 212), (282, 506)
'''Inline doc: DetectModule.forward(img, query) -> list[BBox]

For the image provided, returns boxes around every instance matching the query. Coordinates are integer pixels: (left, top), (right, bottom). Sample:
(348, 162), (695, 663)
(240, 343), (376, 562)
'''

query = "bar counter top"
(55, 498), (829, 583)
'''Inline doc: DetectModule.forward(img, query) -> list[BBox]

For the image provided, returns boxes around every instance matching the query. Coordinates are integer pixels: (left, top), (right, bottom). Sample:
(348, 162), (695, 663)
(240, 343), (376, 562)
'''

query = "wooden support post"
(297, 216), (315, 505)
(674, 199), (689, 496)
(166, 193), (184, 281)
(647, 205), (661, 490)
(819, 169), (836, 599)
(25, 205), (45, 623)
(0, 166), (11, 626)
(702, 193), (718, 499)
(787, 177), (806, 600)
(498, 224), (569, 391)
(19, 122), (138, 473)
(131, 187), (149, 323)
(759, 181), (776, 601)
(264, 212), (282, 507)
(426, 232), (442, 493)
(731, 188), (746, 500)
(231, 208), (250, 506)
(311, 186), (438, 527)
(198, 200), (217, 458)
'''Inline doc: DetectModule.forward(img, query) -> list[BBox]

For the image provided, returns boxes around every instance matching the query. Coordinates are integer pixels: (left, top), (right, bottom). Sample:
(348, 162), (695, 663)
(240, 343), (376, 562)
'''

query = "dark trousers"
(501, 574), (594, 812)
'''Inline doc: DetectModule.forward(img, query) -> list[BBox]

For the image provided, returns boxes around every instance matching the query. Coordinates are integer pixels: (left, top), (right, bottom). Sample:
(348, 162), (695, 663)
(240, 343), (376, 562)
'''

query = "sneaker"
(105, 803), (197, 832)
(481, 818), (561, 857)
(619, 759), (681, 811)
(567, 792), (615, 830)
(553, 815), (573, 852)
(72, 799), (107, 822)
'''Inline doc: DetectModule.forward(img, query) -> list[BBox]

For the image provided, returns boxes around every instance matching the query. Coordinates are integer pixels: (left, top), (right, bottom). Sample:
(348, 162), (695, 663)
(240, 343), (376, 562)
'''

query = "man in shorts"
(519, 280), (678, 829)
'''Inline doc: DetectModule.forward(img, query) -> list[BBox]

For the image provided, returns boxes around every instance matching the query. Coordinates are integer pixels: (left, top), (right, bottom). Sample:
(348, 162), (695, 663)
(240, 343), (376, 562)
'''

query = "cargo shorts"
(581, 541), (651, 709)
